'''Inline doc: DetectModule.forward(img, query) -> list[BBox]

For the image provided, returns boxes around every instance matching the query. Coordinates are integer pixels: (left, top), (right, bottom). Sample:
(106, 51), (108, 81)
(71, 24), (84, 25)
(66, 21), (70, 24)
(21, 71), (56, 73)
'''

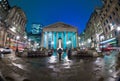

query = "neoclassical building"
(4, 6), (27, 50)
(41, 22), (78, 50)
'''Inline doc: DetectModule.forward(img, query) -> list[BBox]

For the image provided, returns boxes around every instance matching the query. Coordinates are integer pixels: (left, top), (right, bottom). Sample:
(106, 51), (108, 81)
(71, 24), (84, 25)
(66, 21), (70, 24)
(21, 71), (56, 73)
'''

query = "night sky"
(8, 0), (103, 34)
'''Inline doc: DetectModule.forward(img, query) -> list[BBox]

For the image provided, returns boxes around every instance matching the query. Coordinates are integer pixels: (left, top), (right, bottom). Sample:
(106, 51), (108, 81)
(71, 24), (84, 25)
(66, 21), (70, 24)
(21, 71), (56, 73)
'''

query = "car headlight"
(0, 49), (4, 52)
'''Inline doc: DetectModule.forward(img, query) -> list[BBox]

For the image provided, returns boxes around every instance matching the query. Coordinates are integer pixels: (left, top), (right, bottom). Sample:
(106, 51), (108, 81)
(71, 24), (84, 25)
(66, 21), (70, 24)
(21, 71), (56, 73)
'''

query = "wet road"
(0, 51), (120, 81)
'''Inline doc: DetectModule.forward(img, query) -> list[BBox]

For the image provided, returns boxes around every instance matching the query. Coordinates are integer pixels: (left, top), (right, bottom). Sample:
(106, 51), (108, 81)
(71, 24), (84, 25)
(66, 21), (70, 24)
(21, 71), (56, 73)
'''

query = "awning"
(100, 38), (116, 44)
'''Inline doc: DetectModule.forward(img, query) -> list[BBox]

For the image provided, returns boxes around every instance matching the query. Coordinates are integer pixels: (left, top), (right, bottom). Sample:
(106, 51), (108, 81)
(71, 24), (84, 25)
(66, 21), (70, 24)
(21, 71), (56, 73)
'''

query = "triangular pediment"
(43, 22), (77, 32)
(44, 22), (75, 29)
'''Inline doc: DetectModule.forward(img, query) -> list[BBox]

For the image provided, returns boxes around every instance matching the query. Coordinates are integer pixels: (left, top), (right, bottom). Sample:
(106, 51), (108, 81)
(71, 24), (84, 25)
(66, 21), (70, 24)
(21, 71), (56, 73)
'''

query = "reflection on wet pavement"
(0, 51), (120, 81)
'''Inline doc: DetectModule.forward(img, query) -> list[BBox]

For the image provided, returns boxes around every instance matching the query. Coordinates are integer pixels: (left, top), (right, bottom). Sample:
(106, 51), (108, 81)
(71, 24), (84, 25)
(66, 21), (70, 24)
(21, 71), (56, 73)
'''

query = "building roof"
(43, 22), (78, 32)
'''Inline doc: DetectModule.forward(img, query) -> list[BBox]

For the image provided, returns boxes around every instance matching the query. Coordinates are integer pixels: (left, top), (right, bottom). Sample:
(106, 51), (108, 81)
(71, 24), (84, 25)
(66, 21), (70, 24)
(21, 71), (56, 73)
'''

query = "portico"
(41, 22), (78, 50)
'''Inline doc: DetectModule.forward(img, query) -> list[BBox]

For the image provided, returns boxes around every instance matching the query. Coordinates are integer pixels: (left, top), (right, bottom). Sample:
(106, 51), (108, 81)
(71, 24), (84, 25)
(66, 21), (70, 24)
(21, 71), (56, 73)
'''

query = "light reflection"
(12, 63), (24, 69)
(62, 60), (72, 69)
(49, 50), (71, 63)
(95, 57), (101, 63)
(63, 56), (70, 62)
(49, 55), (57, 63)
(109, 69), (113, 73)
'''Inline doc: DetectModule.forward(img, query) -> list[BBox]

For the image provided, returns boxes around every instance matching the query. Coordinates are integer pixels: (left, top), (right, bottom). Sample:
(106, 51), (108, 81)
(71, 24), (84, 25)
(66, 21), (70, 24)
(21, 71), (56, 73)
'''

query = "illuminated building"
(83, 0), (120, 50)
(0, 0), (10, 47)
(5, 6), (27, 50)
(41, 22), (78, 50)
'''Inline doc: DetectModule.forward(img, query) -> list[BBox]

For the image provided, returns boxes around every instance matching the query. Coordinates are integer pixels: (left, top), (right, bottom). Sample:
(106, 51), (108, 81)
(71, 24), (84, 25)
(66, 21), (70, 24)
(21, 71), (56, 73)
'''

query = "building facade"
(41, 22), (78, 50)
(5, 6), (27, 50)
(81, 0), (120, 51)
(99, 0), (120, 47)
(78, 32), (85, 49)
(0, 0), (10, 47)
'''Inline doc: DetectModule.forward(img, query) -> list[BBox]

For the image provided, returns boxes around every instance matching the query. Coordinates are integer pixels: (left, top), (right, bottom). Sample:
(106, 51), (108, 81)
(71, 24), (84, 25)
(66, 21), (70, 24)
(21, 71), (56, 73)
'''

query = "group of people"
(57, 48), (72, 61)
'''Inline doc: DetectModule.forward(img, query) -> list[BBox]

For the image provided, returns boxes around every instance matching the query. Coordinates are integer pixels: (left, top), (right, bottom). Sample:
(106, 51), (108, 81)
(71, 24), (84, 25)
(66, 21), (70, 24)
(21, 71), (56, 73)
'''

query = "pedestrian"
(57, 48), (63, 61)
(68, 48), (71, 59)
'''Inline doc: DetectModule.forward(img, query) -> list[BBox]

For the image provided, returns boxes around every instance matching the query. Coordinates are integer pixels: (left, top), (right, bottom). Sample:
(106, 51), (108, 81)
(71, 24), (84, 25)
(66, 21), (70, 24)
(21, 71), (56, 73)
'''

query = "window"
(114, 30), (117, 36)
(104, 22), (106, 26)
(116, 18), (120, 23)
(108, 25), (111, 30)
(108, 4), (110, 7)
(112, 11), (115, 15)
(105, 28), (108, 32)
(101, 16), (103, 20)
(118, 1), (120, 6)
(105, 9), (108, 12)
(107, 36), (109, 39)
(116, 7), (118, 11)
(110, 34), (113, 38)
(106, 19), (108, 23)
(109, 15), (112, 19)
(103, 14), (105, 16)
(110, 0), (113, 3)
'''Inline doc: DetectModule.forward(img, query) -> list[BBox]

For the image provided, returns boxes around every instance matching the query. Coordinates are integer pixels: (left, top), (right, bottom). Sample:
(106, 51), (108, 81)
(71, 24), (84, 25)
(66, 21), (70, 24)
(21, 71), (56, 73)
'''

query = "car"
(0, 47), (4, 52)
(48, 49), (53, 56)
(0, 47), (12, 54)
(99, 44), (114, 52)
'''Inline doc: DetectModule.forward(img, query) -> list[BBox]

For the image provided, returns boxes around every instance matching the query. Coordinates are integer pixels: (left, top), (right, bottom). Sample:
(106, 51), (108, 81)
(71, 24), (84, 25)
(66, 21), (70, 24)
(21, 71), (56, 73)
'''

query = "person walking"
(68, 48), (71, 59)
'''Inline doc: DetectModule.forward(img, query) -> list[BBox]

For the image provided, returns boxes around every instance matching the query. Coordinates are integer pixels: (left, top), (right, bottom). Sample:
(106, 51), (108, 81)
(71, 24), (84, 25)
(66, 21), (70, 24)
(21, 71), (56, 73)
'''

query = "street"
(0, 51), (120, 81)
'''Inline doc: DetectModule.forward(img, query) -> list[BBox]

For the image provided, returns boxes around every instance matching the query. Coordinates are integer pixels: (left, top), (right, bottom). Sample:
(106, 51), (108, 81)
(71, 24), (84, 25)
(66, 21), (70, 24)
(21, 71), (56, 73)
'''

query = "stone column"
(3, 32), (7, 47)
(66, 32), (68, 49)
(71, 32), (73, 48)
(73, 32), (75, 48)
(46, 32), (48, 49)
(61, 32), (63, 48)
(56, 32), (58, 48)
(16, 15), (19, 24)
(74, 32), (76, 48)
(52, 32), (53, 48)
(71, 32), (74, 49)
(41, 32), (44, 47)
(67, 32), (70, 48)
(54, 32), (57, 49)
(63, 32), (67, 49)
(76, 32), (77, 48)
(18, 17), (21, 25)
(44, 32), (47, 48)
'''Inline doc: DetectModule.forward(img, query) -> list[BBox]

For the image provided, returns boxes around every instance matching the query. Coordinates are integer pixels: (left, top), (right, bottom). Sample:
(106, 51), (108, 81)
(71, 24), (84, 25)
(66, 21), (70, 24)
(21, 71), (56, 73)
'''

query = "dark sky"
(8, 0), (103, 34)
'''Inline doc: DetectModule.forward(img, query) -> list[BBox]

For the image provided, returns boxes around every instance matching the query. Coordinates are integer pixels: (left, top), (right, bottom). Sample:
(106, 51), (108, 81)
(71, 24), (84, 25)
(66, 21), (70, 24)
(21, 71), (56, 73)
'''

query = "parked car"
(0, 47), (12, 54)
(48, 49), (53, 56)
(100, 44), (114, 52)
(0, 47), (4, 53)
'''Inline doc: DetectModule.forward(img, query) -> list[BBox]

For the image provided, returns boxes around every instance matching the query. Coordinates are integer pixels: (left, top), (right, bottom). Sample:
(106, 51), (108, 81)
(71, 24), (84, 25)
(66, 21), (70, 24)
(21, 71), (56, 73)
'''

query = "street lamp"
(51, 41), (54, 49)
(100, 35), (104, 52)
(116, 26), (120, 46)
(67, 41), (71, 49)
(117, 26), (120, 31)
(28, 39), (31, 50)
(16, 36), (20, 52)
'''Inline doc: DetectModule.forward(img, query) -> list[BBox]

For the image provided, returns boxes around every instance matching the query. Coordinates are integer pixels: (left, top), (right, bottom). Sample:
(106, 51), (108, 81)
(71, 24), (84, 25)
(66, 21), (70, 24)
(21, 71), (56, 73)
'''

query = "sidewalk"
(0, 51), (30, 81)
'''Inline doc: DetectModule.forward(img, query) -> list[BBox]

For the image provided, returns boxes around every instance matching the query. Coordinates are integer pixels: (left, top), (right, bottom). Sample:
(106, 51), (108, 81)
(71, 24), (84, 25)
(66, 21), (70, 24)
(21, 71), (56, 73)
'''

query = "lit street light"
(117, 26), (120, 31)
(16, 36), (20, 52)
(116, 26), (120, 47)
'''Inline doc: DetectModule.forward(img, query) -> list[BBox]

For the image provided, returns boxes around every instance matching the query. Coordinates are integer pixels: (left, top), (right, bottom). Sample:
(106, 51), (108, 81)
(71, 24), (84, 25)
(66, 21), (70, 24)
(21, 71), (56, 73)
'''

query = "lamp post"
(100, 35), (104, 52)
(16, 36), (20, 52)
(117, 26), (120, 47)
(28, 39), (31, 50)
